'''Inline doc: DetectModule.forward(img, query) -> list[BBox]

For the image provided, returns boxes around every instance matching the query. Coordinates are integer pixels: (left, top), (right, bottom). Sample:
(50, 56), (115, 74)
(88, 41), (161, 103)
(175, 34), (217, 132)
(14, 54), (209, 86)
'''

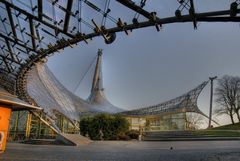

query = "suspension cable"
(73, 54), (97, 93)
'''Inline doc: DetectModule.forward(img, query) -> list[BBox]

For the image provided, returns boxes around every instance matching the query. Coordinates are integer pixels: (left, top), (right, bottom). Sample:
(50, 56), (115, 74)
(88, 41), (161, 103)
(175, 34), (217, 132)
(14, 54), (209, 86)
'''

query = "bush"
(126, 130), (139, 140)
(117, 133), (130, 140)
(80, 114), (129, 140)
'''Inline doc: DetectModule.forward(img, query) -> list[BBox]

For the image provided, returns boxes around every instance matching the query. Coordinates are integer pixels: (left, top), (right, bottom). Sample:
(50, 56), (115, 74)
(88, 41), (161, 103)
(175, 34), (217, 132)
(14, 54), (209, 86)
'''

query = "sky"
(47, 1), (240, 127)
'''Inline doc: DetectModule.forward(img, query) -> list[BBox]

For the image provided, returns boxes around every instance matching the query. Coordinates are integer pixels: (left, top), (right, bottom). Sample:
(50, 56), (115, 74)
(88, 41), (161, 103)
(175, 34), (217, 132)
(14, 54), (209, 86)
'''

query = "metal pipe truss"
(0, 0), (240, 102)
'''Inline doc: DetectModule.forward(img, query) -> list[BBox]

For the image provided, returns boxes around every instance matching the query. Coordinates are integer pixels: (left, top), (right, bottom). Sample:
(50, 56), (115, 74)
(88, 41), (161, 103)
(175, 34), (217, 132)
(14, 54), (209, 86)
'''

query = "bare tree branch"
(215, 75), (240, 124)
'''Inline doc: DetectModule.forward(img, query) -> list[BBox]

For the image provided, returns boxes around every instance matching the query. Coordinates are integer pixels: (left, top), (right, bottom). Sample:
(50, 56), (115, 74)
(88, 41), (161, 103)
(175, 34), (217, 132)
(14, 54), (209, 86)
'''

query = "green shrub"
(126, 130), (139, 139)
(80, 114), (129, 140)
(117, 133), (130, 140)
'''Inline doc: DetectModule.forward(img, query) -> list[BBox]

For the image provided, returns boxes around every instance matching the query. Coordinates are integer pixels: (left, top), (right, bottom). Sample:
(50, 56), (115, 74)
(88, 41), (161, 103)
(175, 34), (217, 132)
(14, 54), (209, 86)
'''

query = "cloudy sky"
(47, 1), (240, 127)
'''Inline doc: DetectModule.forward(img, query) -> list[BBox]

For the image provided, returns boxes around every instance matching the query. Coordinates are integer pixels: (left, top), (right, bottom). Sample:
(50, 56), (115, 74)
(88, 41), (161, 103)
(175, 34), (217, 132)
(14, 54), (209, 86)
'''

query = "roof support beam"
(0, 77), (15, 86)
(116, 0), (158, 20)
(0, 50), (21, 65)
(0, 54), (22, 65)
(5, 39), (16, 61)
(38, 0), (42, 20)
(189, 0), (197, 29)
(0, 68), (17, 78)
(196, 16), (240, 22)
(1, 57), (11, 73)
(0, 33), (37, 53)
(63, 0), (73, 32)
(2, 0), (74, 38)
(29, 18), (36, 50)
(5, 4), (18, 40)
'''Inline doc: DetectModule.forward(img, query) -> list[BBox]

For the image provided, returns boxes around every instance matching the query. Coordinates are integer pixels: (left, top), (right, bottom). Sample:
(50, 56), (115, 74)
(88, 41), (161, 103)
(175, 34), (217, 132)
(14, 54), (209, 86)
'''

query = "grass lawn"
(192, 130), (240, 137)
(192, 122), (240, 137)
(213, 122), (240, 130)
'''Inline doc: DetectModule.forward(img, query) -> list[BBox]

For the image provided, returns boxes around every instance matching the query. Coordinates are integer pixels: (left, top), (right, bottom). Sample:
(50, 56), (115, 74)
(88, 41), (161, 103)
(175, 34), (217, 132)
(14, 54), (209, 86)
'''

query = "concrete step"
(144, 131), (193, 136)
(143, 137), (240, 141)
(143, 131), (194, 140)
(22, 139), (64, 145)
(56, 133), (92, 146)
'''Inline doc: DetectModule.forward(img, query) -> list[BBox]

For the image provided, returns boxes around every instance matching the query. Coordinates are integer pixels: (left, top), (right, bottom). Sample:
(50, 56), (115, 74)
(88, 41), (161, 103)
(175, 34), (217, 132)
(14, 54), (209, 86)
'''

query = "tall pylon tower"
(87, 49), (123, 113)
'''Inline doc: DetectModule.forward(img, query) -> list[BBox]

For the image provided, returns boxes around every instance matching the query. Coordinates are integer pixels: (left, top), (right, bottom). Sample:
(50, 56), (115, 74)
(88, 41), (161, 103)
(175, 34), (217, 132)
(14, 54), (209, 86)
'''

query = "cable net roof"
(122, 81), (209, 117)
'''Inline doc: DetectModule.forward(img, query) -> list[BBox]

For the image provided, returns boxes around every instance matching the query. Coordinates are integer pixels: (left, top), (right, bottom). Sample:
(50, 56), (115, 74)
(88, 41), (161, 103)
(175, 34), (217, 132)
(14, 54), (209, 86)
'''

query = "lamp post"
(208, 76), (217, 128)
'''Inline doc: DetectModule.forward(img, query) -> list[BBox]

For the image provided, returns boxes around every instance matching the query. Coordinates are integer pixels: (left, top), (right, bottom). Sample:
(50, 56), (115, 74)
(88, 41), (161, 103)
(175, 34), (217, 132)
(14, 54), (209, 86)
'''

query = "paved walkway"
(0, 141), (240, 161)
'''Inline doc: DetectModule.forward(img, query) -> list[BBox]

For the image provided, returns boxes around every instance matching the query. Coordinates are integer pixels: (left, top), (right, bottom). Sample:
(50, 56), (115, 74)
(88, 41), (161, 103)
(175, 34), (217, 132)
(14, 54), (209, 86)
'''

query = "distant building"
(125, 113), (187, 131)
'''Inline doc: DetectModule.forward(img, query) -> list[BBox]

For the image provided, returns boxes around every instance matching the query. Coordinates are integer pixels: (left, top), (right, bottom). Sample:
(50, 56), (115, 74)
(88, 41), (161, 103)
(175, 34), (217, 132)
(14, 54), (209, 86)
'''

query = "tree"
(186, 113), (204, 130)
(215, 75), (240, 124)
(80, 114), (129, 140)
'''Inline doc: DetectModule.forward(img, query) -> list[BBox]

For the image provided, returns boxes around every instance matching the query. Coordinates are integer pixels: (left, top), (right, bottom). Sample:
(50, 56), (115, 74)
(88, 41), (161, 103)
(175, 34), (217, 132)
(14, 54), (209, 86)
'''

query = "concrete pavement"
(0, 141), (239, 161)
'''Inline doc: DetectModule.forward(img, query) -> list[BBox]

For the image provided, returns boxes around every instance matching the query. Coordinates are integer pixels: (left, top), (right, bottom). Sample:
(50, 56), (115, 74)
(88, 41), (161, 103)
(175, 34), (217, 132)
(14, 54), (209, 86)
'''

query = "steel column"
(25, 112), (32, 139)
(208, 76), (217, 128)
(38, 0), (42, 20)
(63, 0), (74, 33)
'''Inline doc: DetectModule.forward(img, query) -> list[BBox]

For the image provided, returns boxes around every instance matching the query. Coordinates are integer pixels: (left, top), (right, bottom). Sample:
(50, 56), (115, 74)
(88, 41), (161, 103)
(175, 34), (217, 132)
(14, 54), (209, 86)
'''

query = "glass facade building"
(127, 113), (187, 131)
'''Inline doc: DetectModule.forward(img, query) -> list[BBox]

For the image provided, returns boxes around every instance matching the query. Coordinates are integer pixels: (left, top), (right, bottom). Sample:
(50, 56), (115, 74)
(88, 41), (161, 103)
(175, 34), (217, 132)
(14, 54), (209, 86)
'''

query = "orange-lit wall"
(0, 106), (11, 152)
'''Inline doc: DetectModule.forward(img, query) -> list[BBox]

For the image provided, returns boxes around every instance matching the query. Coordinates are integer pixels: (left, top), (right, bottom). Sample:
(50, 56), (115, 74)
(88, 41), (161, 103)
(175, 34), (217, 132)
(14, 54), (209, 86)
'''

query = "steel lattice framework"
(0, 0), (240, 102)
(121, 81), (209, 117)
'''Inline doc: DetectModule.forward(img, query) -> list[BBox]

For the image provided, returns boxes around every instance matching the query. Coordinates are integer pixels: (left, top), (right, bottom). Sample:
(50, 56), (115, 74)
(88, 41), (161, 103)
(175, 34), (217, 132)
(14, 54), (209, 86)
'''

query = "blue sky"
(47, 1), (240, 127)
